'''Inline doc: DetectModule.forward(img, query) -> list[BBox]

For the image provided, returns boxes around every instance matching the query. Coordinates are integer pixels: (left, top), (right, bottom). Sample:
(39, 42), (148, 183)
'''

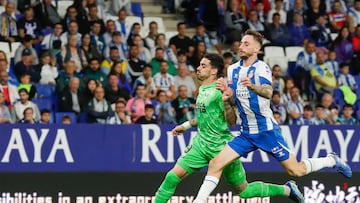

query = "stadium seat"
(0, 6), (4, 14)
(125, 16), (143, 34)
(143, 16), (166, 35)
(285, 46), (304, 62)
(55, 112), (77, 124)
(0, 42), (10, 55)
(266, 57), (288, 75)
(105, 15), (118, 22)
(32, 98), (53, 111)
(263, 46), (285, 71)
(35, 84), (55, 99)
(131, 2), (144, 19)
(10, 42), (21, 58)
(333, 88), (345, 109)
(57, 0), (73, 18)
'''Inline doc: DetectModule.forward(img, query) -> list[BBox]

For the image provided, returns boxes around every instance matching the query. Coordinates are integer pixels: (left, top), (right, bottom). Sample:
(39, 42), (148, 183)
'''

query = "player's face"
(239, 35), (259, 60)
(196, 58), (212, 81)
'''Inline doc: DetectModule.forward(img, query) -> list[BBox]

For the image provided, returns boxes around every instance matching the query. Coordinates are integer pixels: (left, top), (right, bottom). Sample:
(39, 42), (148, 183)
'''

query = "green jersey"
(194, 82), (234, 152)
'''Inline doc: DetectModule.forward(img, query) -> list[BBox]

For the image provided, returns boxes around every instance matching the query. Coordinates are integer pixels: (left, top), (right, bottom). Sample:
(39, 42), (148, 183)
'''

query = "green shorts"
(176, 137), (246, 187)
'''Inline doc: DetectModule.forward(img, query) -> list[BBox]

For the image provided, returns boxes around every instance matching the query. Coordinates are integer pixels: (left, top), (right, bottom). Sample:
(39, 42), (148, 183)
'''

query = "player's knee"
(208, 158), (223, 173)
(285, 167), (303, 177)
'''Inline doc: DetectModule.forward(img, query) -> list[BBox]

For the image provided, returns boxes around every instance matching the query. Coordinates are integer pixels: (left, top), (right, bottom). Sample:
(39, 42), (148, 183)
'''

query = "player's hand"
(216, 77), (227, 92)
(171, 125), (186, 136)
(241, 76), (252, 88)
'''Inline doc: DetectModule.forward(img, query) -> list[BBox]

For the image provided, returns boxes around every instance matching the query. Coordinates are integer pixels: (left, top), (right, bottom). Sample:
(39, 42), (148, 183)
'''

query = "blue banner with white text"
(0, 124), (359, 172)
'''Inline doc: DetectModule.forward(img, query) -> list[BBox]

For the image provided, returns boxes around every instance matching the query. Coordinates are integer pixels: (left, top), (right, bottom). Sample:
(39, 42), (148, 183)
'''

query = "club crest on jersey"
(248, 71), (254, 78)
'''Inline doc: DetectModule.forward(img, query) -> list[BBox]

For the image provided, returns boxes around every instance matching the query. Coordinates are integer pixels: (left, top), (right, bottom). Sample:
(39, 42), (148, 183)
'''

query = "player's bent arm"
(248, 84), (273, 99)
(224, 98), (237, 127)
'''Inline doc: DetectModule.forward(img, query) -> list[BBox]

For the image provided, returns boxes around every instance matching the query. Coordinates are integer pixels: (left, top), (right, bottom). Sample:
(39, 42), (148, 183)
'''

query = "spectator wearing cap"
(33, 0), (61, 28)
(14, 48), (41, 83)
(17, 5), (43, 42)
(0, 2), (18, 42)
(14, 34), (39, 65)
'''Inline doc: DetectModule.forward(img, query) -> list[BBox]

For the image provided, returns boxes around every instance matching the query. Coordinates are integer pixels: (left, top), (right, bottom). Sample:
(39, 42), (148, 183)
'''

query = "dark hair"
(272, 90), (281, 97)
(110, 46), (119, 51)
(156, 90), (166, 97)
(177, 22), (186, 28)
(41, 109), (51, 115)
(145, 104), (154, 110)
(23, 107), (33, 115)
(18, 88), (29, 95)
(62, 115), (72, 122)
(223, 52), (233, 59)
(343, 103), (353, 110)
(315, 104), (325, 109)
(303, 105), (313, 111)
(340, 63), (349, 68)
(203, 53), (224, 78)
(244, 29), (263, 45)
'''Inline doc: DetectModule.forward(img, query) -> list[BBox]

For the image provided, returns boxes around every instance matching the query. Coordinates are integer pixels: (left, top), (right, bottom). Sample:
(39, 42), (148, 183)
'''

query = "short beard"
(240, 52), (253, 60)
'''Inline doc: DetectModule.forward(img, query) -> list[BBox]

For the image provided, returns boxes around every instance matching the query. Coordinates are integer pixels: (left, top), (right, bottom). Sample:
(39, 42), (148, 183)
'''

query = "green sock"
(240, 181), (285, 198)
(154, 170), (181, 203)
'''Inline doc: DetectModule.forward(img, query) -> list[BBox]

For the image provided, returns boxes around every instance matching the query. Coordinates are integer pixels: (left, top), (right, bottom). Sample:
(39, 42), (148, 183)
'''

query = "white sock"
(193, 176), (219, 203)
(303, 156), (336, 174)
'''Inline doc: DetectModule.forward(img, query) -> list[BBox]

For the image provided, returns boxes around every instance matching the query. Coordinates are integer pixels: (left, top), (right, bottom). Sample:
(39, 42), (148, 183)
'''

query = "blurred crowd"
(0, 0), (359, 125)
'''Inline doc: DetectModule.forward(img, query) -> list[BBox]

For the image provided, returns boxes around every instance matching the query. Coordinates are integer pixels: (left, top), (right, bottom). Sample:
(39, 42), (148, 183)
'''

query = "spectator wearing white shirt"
(106, 99), (131, 124)
(41, 23), (64, 50)
(267, 0), (287, 24)
(39, 52), (58, 85)
(174, 63), (196, 98)
(12, 88), (41, 122)
(286, 86), (305, 125)
(338, 63), (357, 91)
(153, 60), (176, 100)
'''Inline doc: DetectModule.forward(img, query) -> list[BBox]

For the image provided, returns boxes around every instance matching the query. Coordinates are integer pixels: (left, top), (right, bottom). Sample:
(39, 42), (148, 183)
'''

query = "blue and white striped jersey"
(227, 59), (278, 134)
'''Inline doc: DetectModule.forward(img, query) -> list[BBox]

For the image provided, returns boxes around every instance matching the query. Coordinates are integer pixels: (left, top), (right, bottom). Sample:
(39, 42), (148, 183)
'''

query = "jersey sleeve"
(258, 62), (272, 86)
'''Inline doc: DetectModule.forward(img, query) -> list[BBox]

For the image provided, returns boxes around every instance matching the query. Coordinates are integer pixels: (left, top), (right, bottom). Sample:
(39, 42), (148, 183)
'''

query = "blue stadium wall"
(0, 124), (359, 202)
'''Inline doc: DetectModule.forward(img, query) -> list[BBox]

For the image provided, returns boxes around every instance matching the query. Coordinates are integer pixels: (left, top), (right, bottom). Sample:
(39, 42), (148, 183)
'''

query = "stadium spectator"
(302, 104), (316, 125)
(101, 46), (124, 75)
(320, 93), (338, 123)
(332, 26), (354, 64)
(174, 63), (196, 98)
(338, 63), (357, 91)
(286, 86), (305, 125)
(17, 73), (37, 100)
(328, 0), (352, 33)
(109, 61), (132, 94)
(61, 34), (88, 73)
(71, 0), (90, 34)
(152, 33), (177, 65)
(304, 0), (327, 27)
(61, 115), (72, 124)
(58, 77), (86, 114)
(144, 21), (159, 49)
(33, 0), (61, 28)
(115, 9), (129, 39)
(135, 104), (157, 124)
(38, 51), (59, 85)
(109, 0), (132, 16)
(309, 15), (333, 48)
(172, 84), (196, 123)
(151, 47), (177, 76)
(288, 11), (312, 46)
(325, 50), (340, 77)
(106, 99), (131, 124)
(17, 5), (42, 42)
(336, 104), (358, 124)
(267, 12), (291, 46)
(311, 49), (337, 98)
(294, 40), (317, 99)
(88, 4), (106, 34)
(56, 60), (83, 93)
(254, 0), (268, 23)
(82, 58), (107, 87)
(273, 111), (282, 124)
(153, 60), (176, 100)
(83, 79), (98, 104)
(132, 64), (157, 99)
(103, 31), (129, 62)
(169, 22), (195, 56)
(89, 20), (105, 54)
(104, 73), (131, 105)
(41, 23), (64, 51)
(311, 104), (331, 124)
(126, 83), (152, 123)
(103, 19), (116, 45)
(127, 22), (145, 47)
(270, 90), (287, 124)
(272, 64), (285, 93)
(287, 0), (306, 26)
(14, 34), (39, 65)
(86, 86), (112, 123)
(60, 20), (82, 45)
(14, 48), (40, 83)
(193, 23), (222, 54)
(131, 34), (151, 63)
(224, 0), (248, 43)
(189, 41), (207, 68)
(128, 44), (147, 83)
(176, 50), (194, 72)
(18, 107), (38, 124)
(12, 88), (40, 122)
(267, 0), (287, 24)
(349, 0), (360, 28)
(0, 2), (19, 42)
(155, 90), (176, 124)
(0, 91), (13, 123)
(352, 25), (360, 53)
(247, 9), (270, 43)
(39, 109), (51, 124)
(0, 70), (19, 108)
(81, 32), (103, 63)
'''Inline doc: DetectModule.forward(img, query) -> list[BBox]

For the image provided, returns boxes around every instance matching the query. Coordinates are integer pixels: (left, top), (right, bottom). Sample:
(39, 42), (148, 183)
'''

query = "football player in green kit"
(154, 53), (304, 203)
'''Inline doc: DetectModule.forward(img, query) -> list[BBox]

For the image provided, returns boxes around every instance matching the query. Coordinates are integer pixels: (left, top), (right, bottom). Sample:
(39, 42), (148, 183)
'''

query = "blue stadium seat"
(333, 88), (345, 109)
(35, 84), (54, 99)
(55, 112), (77, 124)
(32, 98), (53, 111)
(131, 2), (144, 19)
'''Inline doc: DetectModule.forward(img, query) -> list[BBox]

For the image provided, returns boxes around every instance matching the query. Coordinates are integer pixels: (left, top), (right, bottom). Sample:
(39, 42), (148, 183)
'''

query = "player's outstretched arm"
(171, 119), (198, 136)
